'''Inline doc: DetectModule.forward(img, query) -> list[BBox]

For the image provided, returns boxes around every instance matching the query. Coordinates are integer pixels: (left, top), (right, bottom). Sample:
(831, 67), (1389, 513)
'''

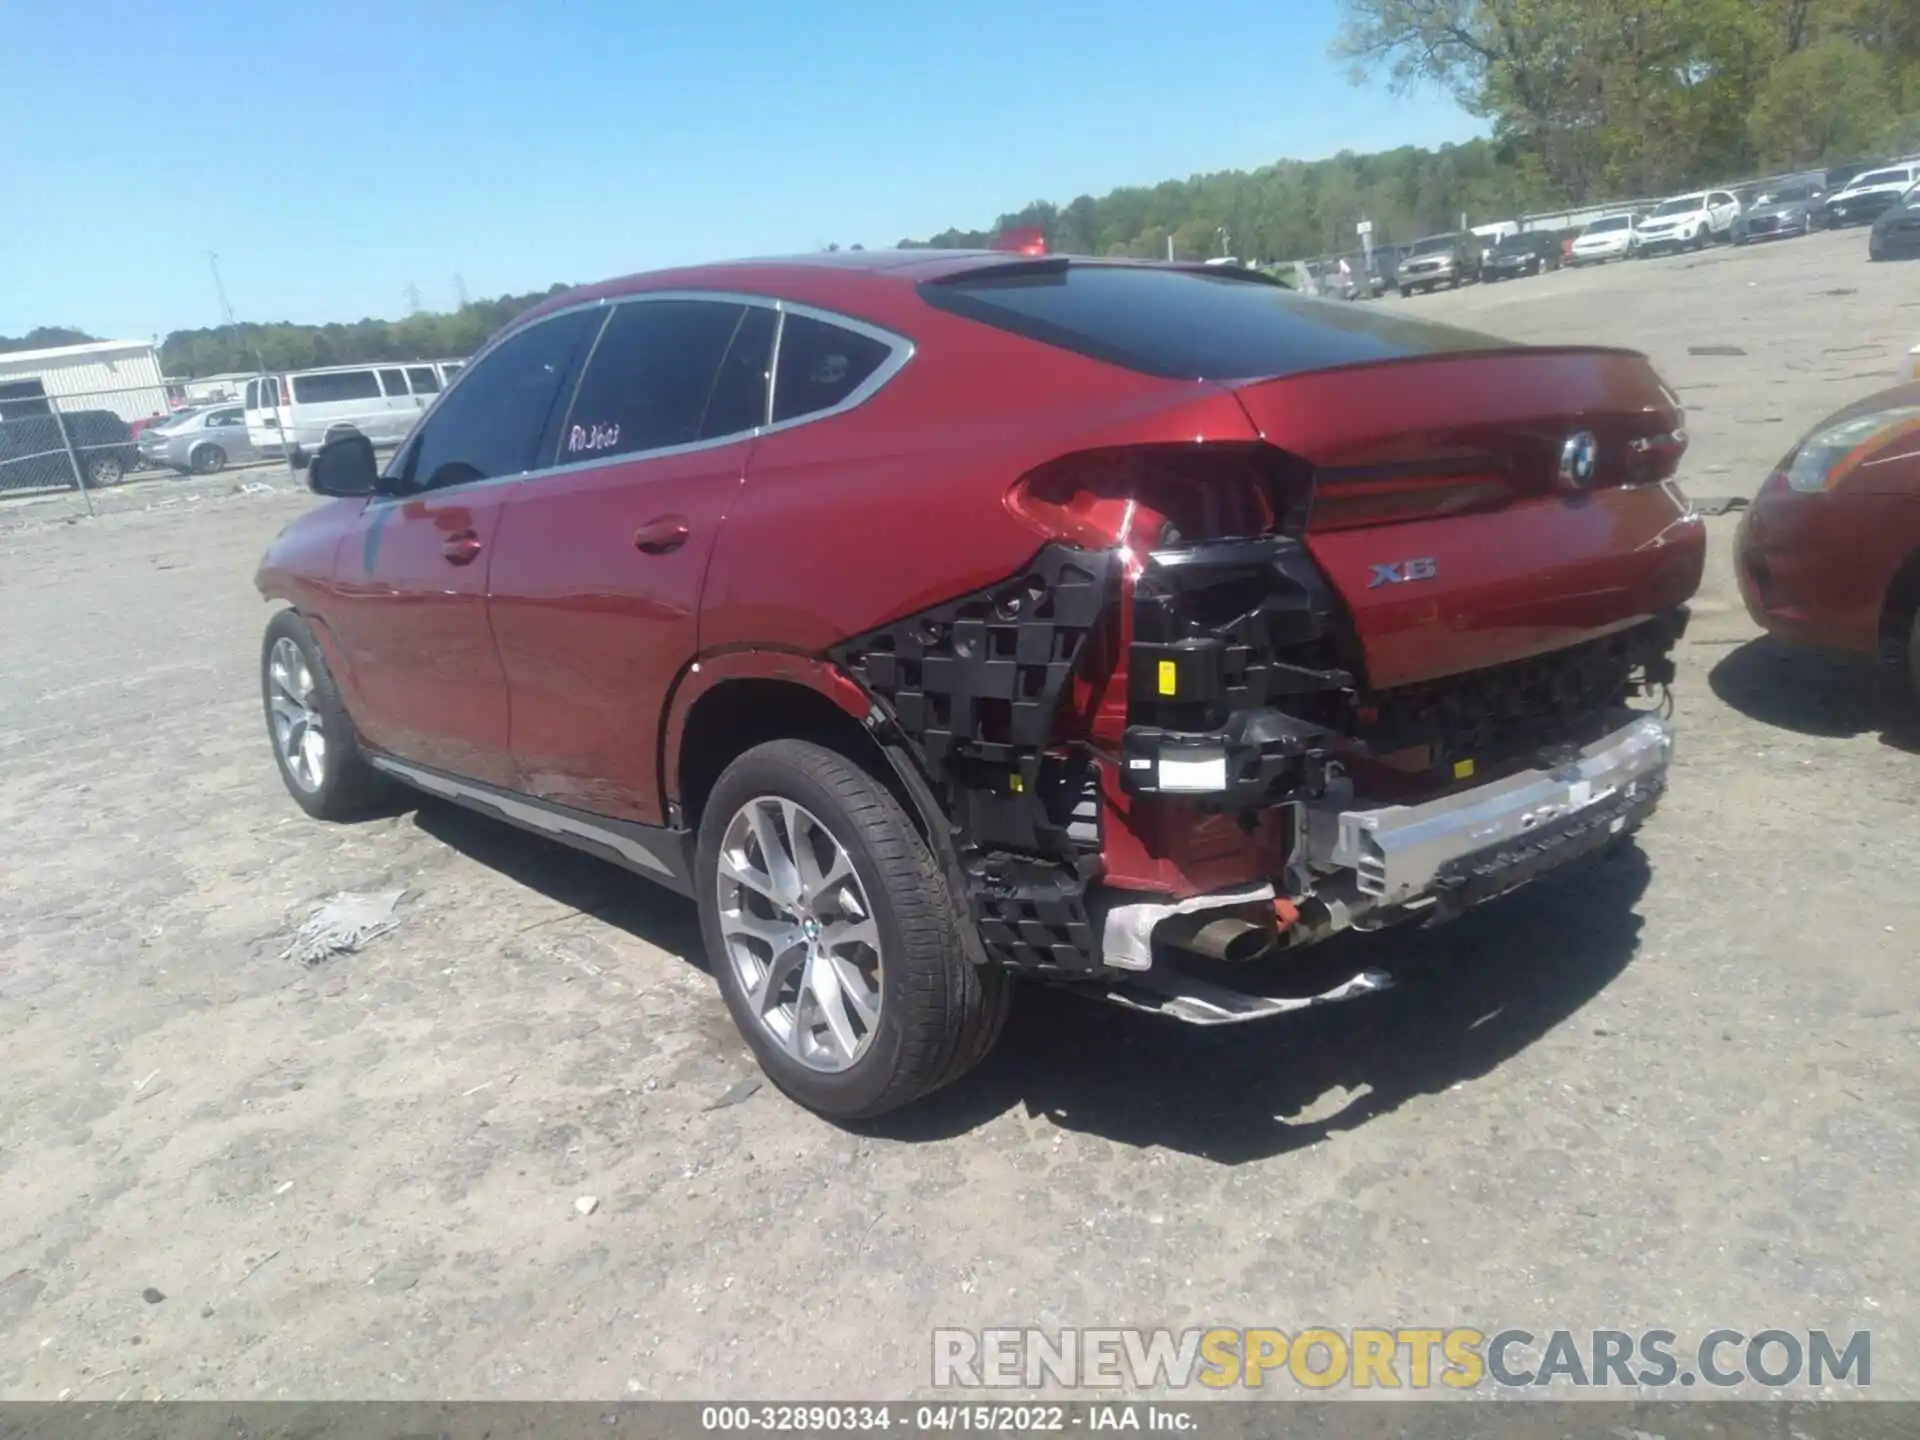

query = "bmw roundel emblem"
(1558, 431), (1600, 489)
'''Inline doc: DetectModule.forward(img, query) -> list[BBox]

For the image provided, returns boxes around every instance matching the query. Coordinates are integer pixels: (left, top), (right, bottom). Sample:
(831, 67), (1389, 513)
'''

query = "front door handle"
(633, 516), (690, 555)
(442, 530), (483, 565)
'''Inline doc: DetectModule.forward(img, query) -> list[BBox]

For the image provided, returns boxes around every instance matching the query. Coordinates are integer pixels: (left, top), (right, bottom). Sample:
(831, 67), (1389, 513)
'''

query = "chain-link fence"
(0, 375), (278, 515)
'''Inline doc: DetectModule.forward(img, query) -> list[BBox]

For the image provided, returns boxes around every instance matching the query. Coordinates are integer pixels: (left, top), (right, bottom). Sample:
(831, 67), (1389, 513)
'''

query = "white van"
(244, 360), (464, 463)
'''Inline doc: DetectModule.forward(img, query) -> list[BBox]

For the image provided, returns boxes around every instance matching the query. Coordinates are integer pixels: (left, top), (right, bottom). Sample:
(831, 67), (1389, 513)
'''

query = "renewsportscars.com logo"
(932, 1328), (1872, 1392)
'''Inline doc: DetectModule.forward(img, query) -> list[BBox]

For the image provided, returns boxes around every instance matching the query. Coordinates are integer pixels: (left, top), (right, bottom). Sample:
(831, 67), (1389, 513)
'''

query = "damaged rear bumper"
(1092, 712), (1671, 1023)
(1303, 712), (1672, 913)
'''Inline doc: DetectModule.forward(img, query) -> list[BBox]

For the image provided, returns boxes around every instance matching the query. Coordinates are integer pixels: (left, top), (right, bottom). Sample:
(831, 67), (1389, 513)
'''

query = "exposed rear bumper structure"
(838, 522), (1687, 1025)
(1302, 712), (1672, 914)
(1089, 712), (1672, 1023)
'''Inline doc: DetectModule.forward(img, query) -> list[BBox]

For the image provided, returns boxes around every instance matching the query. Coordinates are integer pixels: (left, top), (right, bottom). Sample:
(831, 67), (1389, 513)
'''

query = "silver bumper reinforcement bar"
(1302, 712), (1674, 909)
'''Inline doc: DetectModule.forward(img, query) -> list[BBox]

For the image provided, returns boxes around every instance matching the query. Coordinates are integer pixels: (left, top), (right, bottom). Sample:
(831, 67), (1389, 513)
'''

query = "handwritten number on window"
(567, 422), (621, 455)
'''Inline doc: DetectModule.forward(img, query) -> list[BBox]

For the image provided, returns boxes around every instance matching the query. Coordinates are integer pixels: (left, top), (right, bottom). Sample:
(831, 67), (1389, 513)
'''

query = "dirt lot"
(3, 230), (1918, 1402)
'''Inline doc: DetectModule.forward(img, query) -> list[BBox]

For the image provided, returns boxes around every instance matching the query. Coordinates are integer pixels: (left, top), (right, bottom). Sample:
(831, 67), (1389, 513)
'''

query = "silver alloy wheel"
(716, 796), (883, 1073)
(267, 637), (327, 792)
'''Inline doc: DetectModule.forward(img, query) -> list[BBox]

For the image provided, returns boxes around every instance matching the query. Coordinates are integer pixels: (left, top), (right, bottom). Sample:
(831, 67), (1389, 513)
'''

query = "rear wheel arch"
(669, 665), (926, 840)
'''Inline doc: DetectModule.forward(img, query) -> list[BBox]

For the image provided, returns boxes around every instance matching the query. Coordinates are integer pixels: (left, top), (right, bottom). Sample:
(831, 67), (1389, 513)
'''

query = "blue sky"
(0, 0), (1480, 342)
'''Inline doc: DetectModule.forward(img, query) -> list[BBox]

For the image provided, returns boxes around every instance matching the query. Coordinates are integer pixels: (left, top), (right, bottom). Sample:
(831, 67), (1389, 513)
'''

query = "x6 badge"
(1369, 557), (1438, 588)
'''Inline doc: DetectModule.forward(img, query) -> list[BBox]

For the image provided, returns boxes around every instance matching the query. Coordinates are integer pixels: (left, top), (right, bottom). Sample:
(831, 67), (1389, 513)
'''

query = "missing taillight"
(1007, 443), (1310, 549)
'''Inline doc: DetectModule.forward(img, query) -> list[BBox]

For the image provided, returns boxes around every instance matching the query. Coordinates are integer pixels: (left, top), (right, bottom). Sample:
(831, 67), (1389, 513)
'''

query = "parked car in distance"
(138, 404), (259, 474)
(1733, 177), (1827, 243)
(1824, 158), (1899, 197)
(244, 360), (462, 465)
(1469, 221), (1519, 264)
(1636, 190), (1742, 254)
(1482, 230), (1563, 281)
(1568, 213), (1642, 264)
(1735, 381), (1920, 700)
(1395, 232), (1481, 295)
(1869, 183), (1920, 261)
(1824, 164), (1920, 227)
(0, 409), (139, 491)
(255, 251), (1703, 1118)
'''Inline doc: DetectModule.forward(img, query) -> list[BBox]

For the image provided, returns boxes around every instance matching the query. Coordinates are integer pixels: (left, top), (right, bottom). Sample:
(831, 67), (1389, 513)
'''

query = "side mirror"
(308, 434), (380, 497)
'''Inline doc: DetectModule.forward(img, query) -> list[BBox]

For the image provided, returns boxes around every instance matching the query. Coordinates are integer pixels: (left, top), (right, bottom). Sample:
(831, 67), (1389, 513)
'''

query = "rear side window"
(556, 299), (768, 463)
(378, 368), (410, 397)
(771, 313), (892, 423)
(406, 365), (441, 394)
(395, 309), (599, 492)
(918, 264), (1497, 381)
(292, 370), (380, 404)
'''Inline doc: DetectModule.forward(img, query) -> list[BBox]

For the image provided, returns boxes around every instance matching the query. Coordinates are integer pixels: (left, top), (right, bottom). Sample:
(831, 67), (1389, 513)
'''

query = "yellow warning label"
(1452, 758), (1476, 780)
(1009, 773), (1025, 793)
(1157, 659), (1178, 696)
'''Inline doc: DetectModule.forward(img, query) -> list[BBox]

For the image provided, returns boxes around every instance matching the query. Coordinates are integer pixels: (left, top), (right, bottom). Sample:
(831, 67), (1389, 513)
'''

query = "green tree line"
(157, 285), (572, 379)
(0, 327), (98, 355)
(904, 0), (1919, 260)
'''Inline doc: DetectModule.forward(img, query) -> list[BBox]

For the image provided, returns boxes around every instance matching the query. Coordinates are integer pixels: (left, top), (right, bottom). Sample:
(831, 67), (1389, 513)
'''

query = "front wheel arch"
(1877, 548), (1920, 685)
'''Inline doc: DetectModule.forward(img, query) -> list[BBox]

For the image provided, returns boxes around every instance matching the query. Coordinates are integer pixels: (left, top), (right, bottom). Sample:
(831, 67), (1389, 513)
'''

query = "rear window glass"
(406, 365), (441, 394)
(771, 314), (893, 423)
(917, 264), (1499, 381)
(292, 370), (381, 404)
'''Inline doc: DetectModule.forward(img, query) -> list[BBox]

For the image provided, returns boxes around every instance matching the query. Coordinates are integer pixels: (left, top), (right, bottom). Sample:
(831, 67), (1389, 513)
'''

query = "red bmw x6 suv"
(256, 251), (1704, 1117)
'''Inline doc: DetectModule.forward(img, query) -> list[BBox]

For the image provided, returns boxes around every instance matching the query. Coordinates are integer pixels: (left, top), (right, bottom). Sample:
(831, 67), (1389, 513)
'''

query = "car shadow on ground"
(877, 846), (1652, 1163)
(406, 794), (1649, 1164)
(409, 798), (709, 968)
(1708, 636), (1920, 751)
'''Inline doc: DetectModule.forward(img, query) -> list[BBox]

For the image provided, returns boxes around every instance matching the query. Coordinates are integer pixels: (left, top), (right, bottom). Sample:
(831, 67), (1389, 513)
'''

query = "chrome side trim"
(369, 755), (675, 878)
(1304, 714), (1674, 908)
(372, 288), (915, 505)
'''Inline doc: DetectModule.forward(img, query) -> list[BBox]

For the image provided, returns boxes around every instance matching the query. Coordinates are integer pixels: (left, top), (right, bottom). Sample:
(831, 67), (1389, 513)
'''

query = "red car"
(256, 252), (1704, 1117)
(1735, 381), (1920, 690)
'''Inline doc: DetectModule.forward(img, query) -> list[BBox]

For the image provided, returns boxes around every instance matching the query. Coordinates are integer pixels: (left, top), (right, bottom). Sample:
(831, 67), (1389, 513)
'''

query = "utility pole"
(207, 251), (237, 327)
(405, 282), (423, 315)
(454, 273), (469, 309)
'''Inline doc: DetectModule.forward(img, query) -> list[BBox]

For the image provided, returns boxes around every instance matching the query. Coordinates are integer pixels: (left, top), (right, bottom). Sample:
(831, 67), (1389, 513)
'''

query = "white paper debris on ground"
(574, 1196), (599, 1217)
(283, 890), (407, 967)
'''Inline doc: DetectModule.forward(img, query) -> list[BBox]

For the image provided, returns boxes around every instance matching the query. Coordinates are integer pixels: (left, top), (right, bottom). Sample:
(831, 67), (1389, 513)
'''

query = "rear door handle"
(442, 530), (482, 565)
(633, 516), (690, 554)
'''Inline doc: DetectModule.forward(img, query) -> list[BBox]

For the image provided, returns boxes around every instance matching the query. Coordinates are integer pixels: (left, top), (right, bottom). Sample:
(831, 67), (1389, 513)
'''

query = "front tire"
(191, 443), (227, 474)
(261, 609), (392, 820)
(87, 455), (125, 486)
(697, 739), (1010, 1119)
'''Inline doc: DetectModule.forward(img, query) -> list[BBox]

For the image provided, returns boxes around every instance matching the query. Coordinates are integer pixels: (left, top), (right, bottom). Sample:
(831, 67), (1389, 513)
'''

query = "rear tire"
(1908, 613), (1920, 710)
(696, 739), (1011, 1120)
(261, 609), (393, 821)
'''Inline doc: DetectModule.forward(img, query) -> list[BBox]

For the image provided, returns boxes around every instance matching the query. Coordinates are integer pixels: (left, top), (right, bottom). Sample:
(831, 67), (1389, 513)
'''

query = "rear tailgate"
(1230, 348), (1704, 689)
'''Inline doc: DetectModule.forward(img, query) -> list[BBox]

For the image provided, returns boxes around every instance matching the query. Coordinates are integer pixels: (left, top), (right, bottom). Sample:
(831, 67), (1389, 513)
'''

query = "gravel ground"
(1, 230), (1917, 1403)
